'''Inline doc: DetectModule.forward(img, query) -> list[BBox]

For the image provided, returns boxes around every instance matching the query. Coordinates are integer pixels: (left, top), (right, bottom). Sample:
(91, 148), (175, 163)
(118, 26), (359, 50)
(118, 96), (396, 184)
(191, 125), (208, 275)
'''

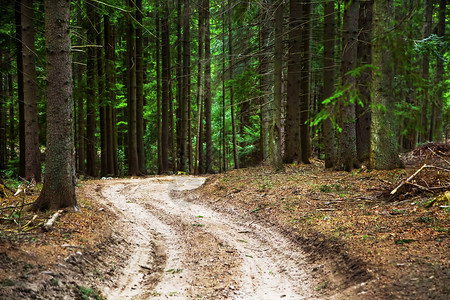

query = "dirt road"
(95, 176), (316, 299)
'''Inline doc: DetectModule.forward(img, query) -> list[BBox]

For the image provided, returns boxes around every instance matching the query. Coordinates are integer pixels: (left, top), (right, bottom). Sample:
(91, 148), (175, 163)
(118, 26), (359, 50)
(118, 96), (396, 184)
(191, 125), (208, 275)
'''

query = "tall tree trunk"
(285, 0), (301, 163)
(104, 16), (117, 175)
(8, 74), (15, 161)
(126, 0), (140, 176)
(22, 0), (41, 182)
(33, 0), (76, 210)
(204, 0), (213, 173)
(429, 0), (446, 142)
(75, 3), (85, 174)
(221, 8), (226, 172)
(338, 0), (360, 171)
(369, 0), (403, 170)
(259, 1), (270, 163)
(96, 13), (107, 177)
(161, 0), (170, 174)
(272, 0), (284, 172)
(0, 74), (5, 170)
(15, 0), (25, 178)
(176, 0), (186, 172)
(356, 0), (373, 162)
(156, 9), (162, 174)
(196, 1), (205, 174)
(85, 0), (97, 177)
(135, 0), (146, 173)
(229, 0), (239, 169)
(420, 0), (432, 143)
(183, 0), (192, 173)
(300, 0), (311, 163)
(323, 0), (337, 168)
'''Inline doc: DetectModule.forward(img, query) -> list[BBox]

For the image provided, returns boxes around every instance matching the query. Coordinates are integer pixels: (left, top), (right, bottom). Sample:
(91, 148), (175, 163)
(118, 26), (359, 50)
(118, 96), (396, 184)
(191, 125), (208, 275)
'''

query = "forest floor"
(0, 143), (449, 299)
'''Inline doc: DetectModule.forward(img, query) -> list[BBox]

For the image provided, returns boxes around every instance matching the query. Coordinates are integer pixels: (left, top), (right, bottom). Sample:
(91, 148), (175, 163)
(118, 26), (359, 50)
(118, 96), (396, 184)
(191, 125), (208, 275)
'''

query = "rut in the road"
(97, 176), (316, 299)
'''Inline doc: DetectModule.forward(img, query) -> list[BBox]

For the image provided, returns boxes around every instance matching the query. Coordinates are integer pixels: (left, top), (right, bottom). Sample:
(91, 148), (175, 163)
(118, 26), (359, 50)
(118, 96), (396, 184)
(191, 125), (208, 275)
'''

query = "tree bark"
(183, 0), (192, 173)
(272, 0), (284, 172)
(161, 0), (170, 174)
(135, 0), (146, 174)
(96, 13), (106, 177)
(429, 0), (446, 142)
(0, 74), (5, 171)
(21, 0), (41, 182)
(85, 0), (97, 177)
(15, 0), (25, 178)
(259, 0), (270, 163)
(229, 0), (239, 169)
(369, 0), (403, 170)
(338, 0), (360, 171)
(204, 0), (213, 173)
(75, 3), (85, 174)
(299, 0), (311, 164)
(419, 0), (432, 143)
(33, 0), (76, 211)
(284, 0), (301, 163)
(155, 8), (162, 174)
(356, 0), (373, 162)
(126, 0), (140, 176)
(323, 0), (337, 168)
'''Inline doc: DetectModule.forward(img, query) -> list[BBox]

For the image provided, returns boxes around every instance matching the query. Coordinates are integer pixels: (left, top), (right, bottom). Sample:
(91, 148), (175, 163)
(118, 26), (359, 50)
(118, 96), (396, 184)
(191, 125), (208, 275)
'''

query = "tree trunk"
(22, 0), (41, 182)
(323, 0), (337, 168)
(161, 1), (170, 174)
(196, 0), (205, 174)
(126, 0), (140, 176)
(272, 0), (284, 172)
(75, 4), (86, 174)
(338, 0), (360, 171)
(429, 0), (446, 142)
(104, 16), (117, 175)
(204, 0), (213, 173)
(285, 0), (301, 163)
(15, 0), (25, 178)
(356, 0), (373, 162)
(299, 0), (311, 164)
(369, 0), (403, 170)
(8, 74), (15, 161)
(33, 0), (76, 211)
(259, 1), (270, 163)
(96, 13), (106, 177)
(176, 0), (186, 172)
(0, 74), (5, 170)
(183, 0), (192, 173)
(229, 1), (239, 169)
(419, 0), (432, 143)
(85, 0), (97, 177)
(135, 0), (146, 174)
(156, 9), (162, 174)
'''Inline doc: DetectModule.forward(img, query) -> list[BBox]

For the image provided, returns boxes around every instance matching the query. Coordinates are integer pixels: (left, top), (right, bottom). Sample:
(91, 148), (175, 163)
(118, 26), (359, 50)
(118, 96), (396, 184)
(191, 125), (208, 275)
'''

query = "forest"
(0, 0), (449, 206)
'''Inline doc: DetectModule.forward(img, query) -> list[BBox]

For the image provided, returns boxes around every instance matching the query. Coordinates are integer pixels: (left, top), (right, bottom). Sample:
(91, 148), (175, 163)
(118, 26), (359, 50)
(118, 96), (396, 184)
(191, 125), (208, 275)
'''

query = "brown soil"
(0, 147), (448, 299)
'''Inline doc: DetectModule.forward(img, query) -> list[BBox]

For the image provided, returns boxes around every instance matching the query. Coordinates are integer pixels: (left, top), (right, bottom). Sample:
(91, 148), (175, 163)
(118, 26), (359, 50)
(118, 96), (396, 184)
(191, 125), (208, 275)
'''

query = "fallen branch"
(404, 181), (431, 192)
(427, 147), (450, 166)
(43, 210), (64, 231)
(391, 164), (427, 195)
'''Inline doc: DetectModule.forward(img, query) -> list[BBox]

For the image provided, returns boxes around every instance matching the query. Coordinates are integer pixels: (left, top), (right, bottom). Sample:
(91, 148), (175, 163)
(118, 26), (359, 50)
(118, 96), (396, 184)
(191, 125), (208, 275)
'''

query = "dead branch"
(427, 147), (450, 166)
(43, 210), (64, 231)
(391, 164), (427, 195)
(404, 181), (431, 192)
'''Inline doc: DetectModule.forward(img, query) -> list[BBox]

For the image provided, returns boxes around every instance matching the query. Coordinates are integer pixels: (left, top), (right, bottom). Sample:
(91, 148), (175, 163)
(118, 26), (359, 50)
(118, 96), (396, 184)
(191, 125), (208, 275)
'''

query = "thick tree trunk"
(272, 0), (284, 172)
(161, 1), (170, 174)
(338, 0), (360, 171)
(323, 0), (337, 169)
(33, 0), (76, 211)
(284, 0), (301, 164)
(86, 1), (97, 177)
(356, 0), (373, 162)
(22, 0), (41, 182)
(369, 0), (403, 170)
(135, 0), (146, 174)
